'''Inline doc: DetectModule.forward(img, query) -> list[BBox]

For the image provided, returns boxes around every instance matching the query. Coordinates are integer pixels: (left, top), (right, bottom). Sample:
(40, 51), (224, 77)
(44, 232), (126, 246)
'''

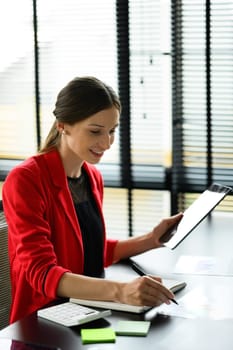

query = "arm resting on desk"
(57, 271), (175, 308)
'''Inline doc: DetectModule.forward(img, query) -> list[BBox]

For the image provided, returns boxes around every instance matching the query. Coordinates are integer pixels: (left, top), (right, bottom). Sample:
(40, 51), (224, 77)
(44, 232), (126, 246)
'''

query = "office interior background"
(0, 0), (232, 239)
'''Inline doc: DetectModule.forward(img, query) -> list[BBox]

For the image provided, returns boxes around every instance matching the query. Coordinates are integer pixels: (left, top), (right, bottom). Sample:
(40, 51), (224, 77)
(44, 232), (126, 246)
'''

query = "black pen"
(131, 262), (179, 305)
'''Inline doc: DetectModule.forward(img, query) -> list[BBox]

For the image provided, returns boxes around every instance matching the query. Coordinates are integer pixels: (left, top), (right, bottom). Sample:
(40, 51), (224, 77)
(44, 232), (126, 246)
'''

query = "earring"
(62, 129), (66, 135)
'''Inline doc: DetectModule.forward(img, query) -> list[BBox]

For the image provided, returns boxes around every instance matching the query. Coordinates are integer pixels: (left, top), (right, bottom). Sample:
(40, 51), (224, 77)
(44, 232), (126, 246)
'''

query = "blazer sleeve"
(3, 163), (70, 299)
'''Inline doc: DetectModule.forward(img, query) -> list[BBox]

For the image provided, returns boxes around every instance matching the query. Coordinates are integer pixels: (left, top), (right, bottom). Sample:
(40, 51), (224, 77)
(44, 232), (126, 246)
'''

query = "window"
(0, 0), (36, 159)
(0, 0), (232, 237)
(129, 0), (171, 170)
(171, 0), (233, 212)
(37, 0), (118, 153)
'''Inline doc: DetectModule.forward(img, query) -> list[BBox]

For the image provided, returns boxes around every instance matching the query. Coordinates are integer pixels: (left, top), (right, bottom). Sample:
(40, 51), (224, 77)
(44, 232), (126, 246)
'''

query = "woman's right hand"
(57, 272), (174, 308)
(118, 275), (175, 307)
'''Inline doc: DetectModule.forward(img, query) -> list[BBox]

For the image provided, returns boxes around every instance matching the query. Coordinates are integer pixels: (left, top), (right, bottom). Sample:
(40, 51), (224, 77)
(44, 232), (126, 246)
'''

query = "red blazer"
(2, 150), (118, 323)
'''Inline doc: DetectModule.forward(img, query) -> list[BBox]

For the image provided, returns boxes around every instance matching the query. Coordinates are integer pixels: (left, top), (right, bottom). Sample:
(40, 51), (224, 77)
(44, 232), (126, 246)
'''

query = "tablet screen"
(162, 183), (232, 250)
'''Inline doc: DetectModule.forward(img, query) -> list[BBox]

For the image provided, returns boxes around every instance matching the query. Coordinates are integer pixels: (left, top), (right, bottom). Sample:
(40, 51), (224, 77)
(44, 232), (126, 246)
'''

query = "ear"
(56, 122), (65, 132)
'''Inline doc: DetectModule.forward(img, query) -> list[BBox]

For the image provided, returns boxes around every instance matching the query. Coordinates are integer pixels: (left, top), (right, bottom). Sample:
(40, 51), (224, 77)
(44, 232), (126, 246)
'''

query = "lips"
(90, 149), (104, 158)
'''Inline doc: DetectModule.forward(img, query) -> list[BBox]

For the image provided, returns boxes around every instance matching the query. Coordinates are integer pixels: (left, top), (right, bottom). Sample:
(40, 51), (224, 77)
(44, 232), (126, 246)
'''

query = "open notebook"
(70, 278), (186, 314)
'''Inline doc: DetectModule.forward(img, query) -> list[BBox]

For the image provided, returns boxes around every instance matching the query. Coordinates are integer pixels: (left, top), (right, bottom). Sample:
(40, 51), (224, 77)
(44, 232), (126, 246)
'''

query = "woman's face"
(60, 106), (119, 164)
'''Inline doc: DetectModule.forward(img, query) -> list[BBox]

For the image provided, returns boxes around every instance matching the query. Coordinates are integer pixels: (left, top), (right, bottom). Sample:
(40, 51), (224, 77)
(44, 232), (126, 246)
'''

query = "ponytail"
(38, 121), (61, 154)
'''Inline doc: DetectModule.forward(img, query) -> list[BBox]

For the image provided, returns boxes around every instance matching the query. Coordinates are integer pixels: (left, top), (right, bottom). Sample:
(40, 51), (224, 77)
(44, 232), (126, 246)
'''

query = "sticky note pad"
(81, 328), (116, 344)
(115, 320), (151, 336)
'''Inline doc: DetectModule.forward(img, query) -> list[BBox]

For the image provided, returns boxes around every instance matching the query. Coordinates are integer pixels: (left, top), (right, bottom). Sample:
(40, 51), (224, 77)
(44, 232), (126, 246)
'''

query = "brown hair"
(39, 76), (121, 153)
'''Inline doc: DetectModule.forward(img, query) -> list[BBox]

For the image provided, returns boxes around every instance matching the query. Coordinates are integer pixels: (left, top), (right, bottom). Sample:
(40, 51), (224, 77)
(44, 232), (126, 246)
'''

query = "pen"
(131, 262), (179, 305)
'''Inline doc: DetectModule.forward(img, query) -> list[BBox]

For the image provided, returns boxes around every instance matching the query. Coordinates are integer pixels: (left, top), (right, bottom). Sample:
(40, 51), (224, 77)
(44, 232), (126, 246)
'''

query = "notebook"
(70, 278), (186, 314)
(70, 298), (150, 313)
(161, 183), (232, 249)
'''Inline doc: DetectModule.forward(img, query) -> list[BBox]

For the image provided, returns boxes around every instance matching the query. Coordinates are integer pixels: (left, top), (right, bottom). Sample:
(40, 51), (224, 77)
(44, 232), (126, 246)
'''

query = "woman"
(3, 76), (182, 323)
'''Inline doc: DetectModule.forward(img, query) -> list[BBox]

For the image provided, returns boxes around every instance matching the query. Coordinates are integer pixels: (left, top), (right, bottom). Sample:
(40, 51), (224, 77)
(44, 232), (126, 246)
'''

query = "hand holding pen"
(131, 261), (179, 305)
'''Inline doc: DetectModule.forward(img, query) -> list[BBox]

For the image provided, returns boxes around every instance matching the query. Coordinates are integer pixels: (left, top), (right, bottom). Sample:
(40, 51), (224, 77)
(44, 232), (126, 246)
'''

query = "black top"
(67, 170), (104, 277)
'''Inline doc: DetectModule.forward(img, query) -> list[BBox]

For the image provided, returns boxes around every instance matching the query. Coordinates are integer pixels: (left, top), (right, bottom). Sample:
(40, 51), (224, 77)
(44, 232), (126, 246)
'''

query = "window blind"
(37, 0), (119, 171)
(116, 0), (172, 236)
(171, 0), (233, 212)
(129, 0), (172, 188)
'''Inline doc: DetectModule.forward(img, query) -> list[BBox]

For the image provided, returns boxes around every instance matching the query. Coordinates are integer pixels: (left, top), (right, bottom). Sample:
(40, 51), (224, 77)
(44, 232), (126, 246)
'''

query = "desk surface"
(1, 212), (233, 349)
(132, 212), (233, 277)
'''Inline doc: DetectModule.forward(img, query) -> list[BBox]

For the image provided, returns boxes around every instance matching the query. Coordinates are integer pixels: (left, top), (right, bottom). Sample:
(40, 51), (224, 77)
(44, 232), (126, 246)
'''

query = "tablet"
(161, 183), (232, 250)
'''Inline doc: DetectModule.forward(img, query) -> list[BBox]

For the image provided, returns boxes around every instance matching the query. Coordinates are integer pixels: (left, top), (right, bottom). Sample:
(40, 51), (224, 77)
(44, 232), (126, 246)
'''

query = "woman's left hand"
(151, 212), (183, 248)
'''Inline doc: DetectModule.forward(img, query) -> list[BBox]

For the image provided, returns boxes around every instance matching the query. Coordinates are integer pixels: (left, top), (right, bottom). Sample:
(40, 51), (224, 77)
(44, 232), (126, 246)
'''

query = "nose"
(100, 134), (112, 150)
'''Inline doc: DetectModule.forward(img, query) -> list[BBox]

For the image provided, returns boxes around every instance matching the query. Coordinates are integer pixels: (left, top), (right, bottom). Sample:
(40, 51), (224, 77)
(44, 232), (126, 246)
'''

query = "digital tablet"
(161, 183), (232, 250)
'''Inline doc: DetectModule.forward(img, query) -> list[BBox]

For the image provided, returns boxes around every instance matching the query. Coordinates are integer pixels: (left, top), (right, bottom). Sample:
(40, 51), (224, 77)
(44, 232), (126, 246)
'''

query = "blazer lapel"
(43, 150), (81, 236)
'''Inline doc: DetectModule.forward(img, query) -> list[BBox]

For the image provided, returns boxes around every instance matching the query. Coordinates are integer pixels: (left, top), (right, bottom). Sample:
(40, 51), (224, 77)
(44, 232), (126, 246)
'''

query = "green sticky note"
(81, 328), (116, 344)
(115, 320), (151, 336)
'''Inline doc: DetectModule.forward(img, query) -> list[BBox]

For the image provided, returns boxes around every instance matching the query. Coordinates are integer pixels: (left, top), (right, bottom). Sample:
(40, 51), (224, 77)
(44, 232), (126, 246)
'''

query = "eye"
(90, 130), (101, 134)
(109, 128), (117, 135)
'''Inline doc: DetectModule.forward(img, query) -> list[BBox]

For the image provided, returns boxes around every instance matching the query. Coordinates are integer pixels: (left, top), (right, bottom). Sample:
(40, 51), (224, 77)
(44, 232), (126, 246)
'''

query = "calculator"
(37, 302), (111, 327)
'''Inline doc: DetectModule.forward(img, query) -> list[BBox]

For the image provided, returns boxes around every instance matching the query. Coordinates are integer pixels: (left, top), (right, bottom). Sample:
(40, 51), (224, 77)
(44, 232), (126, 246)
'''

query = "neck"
(57, 145), (83, 178)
